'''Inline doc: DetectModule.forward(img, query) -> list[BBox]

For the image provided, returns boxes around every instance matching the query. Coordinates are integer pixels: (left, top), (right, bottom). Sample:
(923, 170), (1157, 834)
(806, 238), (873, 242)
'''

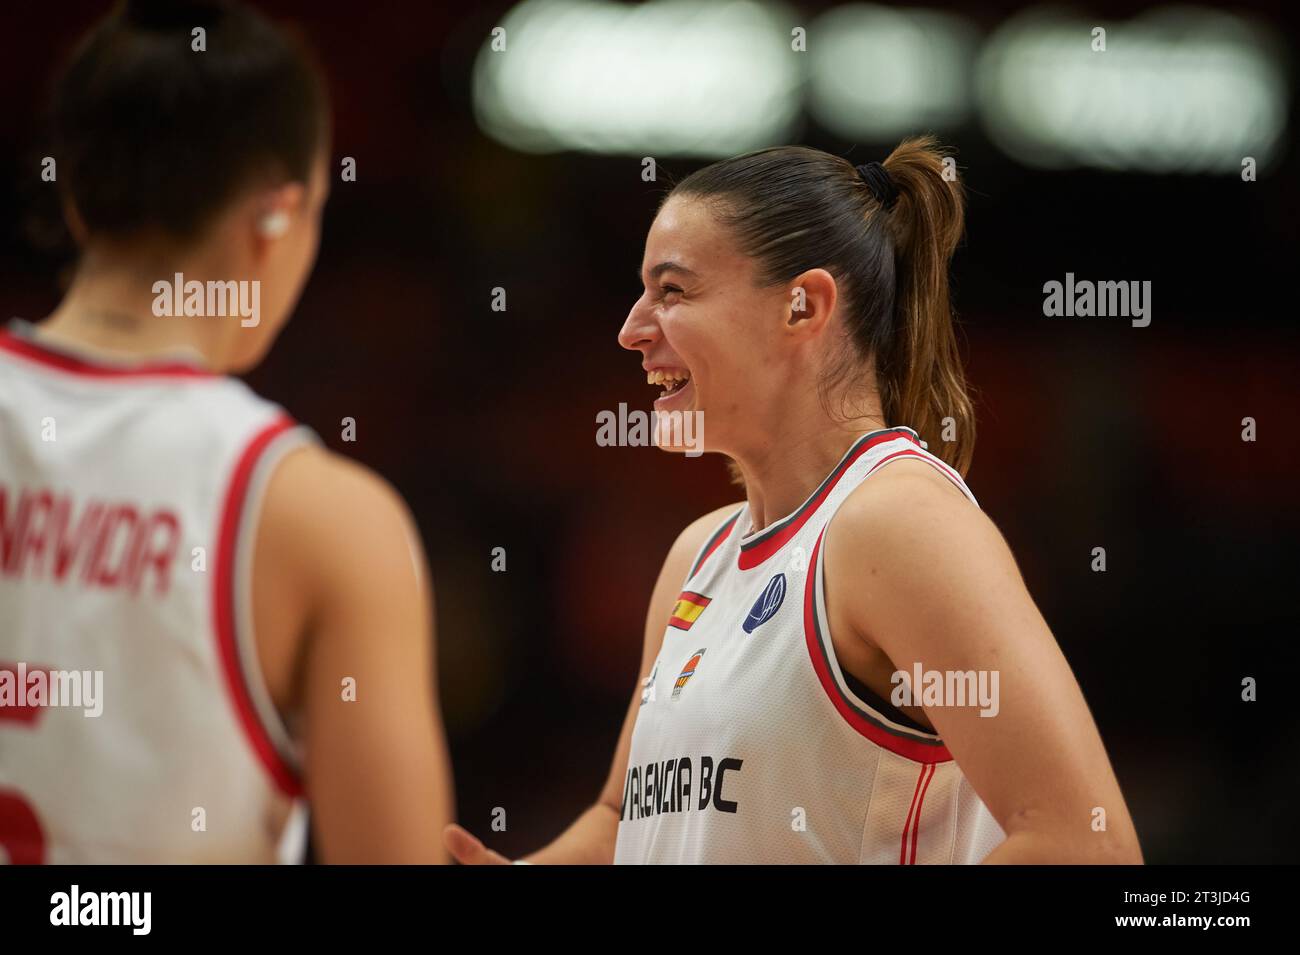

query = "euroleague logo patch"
(742, 573), (786, 634)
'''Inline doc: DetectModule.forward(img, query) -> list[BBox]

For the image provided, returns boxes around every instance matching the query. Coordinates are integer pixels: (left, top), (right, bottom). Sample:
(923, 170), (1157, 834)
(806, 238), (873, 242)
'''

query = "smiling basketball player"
(446, 139), (1142, 865)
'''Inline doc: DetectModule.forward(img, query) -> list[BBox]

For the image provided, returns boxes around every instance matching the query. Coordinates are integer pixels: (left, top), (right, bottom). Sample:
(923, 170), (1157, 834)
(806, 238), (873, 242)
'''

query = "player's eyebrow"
(639, 261), (700, 284)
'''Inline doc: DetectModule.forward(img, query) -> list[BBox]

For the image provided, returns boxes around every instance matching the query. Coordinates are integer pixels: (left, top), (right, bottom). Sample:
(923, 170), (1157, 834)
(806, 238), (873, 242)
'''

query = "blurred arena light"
(473, 0), (801, 157)
(807, 4), (979, 139)
(976, 6), (1288, 173)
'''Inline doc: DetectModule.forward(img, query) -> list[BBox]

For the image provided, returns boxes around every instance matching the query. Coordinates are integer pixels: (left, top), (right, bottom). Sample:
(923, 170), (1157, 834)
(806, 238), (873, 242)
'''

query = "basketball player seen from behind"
(0, 0), (452, 862)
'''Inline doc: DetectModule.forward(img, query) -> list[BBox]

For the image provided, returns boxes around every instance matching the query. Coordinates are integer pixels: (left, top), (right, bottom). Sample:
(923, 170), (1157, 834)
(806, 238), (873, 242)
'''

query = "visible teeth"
(647, 369), (690, 386)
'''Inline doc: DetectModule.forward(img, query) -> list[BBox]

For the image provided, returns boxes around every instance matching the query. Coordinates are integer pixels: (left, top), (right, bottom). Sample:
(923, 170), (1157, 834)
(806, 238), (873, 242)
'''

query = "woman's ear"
(250, 181), (307, 258)
(786, 268), (838, 336)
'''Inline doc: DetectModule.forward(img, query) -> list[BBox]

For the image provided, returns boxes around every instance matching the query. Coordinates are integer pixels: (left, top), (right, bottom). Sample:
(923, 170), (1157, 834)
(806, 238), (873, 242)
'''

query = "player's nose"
(618, 294), (660, 352)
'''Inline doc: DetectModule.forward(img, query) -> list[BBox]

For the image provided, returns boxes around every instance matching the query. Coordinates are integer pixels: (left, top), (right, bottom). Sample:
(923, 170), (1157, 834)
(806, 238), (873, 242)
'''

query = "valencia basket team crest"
(671, 649), (706, 700)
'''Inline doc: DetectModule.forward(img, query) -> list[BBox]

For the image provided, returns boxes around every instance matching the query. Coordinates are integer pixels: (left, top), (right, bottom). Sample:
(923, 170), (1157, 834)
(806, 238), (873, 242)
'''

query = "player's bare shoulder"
(826, 454), (1021, 636)
(825, 454), (1001, 597)
(260, 445), (423, 584)
(263, 444), (411, 528)
(838, 455), (979, 537)
(251, 443), (434, 720)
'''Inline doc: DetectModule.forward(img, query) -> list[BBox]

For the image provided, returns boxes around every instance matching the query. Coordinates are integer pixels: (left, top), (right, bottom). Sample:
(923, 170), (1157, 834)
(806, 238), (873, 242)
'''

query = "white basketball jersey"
(0, 320), (314, 863)
(614, 427), (1006, 864)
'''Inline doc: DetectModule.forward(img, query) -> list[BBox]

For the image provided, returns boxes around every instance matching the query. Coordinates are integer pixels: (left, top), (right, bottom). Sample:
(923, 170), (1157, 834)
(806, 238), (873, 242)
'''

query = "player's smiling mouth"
(647, 366), (695, 410)
(647, 367), (691, 398)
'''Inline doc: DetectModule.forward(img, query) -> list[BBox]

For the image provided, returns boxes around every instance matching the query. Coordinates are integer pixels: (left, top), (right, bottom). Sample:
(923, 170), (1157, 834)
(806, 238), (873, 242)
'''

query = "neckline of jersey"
(1, 318), (215, 378)
(735, 427), (921, 569)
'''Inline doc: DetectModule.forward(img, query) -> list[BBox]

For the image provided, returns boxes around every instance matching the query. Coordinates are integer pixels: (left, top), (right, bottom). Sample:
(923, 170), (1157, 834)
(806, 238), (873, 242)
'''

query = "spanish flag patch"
(668, 591), (711, 631)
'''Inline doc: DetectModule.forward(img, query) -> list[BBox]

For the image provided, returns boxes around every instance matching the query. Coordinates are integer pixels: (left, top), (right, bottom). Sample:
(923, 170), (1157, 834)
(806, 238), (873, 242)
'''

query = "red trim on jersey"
(901, 763), (936, 864)
(803, 529), (953, 764)
(738, 430), (920, 571)
(864, 448), (968, 496)
(213, 416), (303, 798)
(900, 764), (926, 864)
(690, 511), (740, 579)
(0, 329), (214, 379)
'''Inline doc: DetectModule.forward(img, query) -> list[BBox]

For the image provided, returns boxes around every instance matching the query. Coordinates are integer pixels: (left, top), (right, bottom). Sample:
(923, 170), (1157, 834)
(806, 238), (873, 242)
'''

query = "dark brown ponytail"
(877, 136), (973, 474)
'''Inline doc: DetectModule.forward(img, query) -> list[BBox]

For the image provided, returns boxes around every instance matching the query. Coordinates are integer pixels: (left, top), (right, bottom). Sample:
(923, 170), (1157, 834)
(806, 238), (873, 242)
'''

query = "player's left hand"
(443, 823), (514, 865)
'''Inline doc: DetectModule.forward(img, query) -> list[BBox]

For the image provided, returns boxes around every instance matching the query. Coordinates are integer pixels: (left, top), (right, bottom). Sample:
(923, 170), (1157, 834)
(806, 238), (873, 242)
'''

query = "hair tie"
(854, 161), (898, 211)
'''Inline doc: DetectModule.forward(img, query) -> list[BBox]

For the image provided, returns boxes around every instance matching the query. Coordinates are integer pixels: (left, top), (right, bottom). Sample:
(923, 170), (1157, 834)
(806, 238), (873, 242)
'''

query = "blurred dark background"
(1, 0), (1296, 863)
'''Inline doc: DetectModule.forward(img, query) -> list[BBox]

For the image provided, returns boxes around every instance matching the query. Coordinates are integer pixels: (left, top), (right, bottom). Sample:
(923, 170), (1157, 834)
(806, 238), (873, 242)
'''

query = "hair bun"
(125, 0), (228, 29)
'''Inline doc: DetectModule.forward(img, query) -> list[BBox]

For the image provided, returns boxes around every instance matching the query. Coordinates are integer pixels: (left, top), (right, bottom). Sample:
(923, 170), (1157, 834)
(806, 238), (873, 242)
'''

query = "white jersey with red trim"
(614, 427), (1006, 864)
(0, 321), (313, 863)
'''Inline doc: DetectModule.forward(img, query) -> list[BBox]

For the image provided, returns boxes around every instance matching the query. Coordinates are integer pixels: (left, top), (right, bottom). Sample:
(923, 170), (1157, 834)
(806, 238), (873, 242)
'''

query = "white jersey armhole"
(804, 436), (982, 759)
(215, 418), (320, 810)
(810, 526), (948, 747)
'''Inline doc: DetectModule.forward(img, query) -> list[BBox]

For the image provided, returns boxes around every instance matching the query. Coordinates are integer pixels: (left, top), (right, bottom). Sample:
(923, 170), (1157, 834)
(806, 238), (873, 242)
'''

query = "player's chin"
(651, 409), (706, 457)
(653, 438), (705, 455)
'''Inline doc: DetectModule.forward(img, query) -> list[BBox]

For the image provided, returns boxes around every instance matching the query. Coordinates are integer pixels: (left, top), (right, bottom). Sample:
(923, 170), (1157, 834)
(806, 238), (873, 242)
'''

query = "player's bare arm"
(823, 459), (1142, 864)
(256, 445), (454, 863)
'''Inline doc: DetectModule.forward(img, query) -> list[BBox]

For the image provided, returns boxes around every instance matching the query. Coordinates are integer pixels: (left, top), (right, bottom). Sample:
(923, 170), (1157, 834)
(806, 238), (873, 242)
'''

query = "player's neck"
(39, 243), (239, 370)
(731, 407), (886, 534)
